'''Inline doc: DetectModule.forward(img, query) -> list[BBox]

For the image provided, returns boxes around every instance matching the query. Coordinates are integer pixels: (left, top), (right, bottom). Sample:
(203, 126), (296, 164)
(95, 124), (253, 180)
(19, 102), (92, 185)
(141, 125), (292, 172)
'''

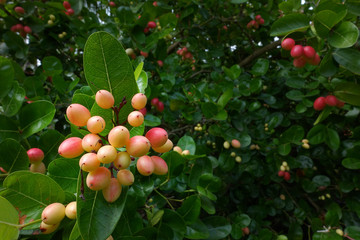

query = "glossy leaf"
(203, 216), (232, 240)
(48, 158), (79, 193)
(313, 10), (342, 38)
(0, 139), (28, 173)
(329, 22), (359, 48)
(84, 31), (139, 124)
(1, 82), (25, 117)
(0, 196), (19, 240)
(0, 56), (15, 98)
(334, 82), (360, 106)
(177, 135), (196, 155)
(185, 219), (210, 239)
(342, 158), (360, 170)
(39, 129), (65, 166)
(177, 195), (201, 225)
(42, 56), (63, 76)
(333, 49), (360, 75)
(19, 100), (56, 138)
(270, 13), (309, 36)
(0, 115), (20, 142)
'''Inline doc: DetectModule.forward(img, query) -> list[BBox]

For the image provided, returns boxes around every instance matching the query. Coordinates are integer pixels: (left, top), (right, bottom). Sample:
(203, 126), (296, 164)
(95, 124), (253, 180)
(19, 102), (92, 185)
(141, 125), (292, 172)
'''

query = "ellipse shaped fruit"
(290, 45), (303, 58)
(30, 162), (46, 174)
(303, 46), (316, 59)
(95, 90), (114, 109)
(97, 145), (117, 164)
(136, 156), (155, 176)
(293, 57), (306, 68)
(86, 166), (111, 191)
(151, 156), (168, 175)
(65, 201), (76, 219)
(127, 111), (144, 127)
(281, 38), (295, 51)
(152, 139), (173, 153)
(66, 104), (91, 127)
(27, 148), (44, 164)
(41, 203), (66, 225)
(313, 96), (326, 111)
(131, 93), (147, 110)
(325, 95), (338, 107)
(82, 134), (102, 152)
(113, 152), (131, 170)
(126, 136), (151, 157)
(231, 139), (241, 148)
(87, 116), (106, 134)
(145, 127), (168, 148)
(108, 126), (130, 148)
(102, 178), (122, 203)
(117, 169), (134, 186)
(58, 137), (84, 158)
(79, 153), (100, 172)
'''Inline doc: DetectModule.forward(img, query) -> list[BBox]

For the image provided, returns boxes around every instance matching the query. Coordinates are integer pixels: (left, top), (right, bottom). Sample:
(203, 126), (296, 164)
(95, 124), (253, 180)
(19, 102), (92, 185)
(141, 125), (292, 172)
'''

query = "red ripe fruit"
(126, 136), (151, 157)
(109, 1), (116, 7)
(10, 25), (17, 32)
(157, 60), (163, 67)
(185, 52), (192, 59)
(145, 127), (168, 148)
(14, 6), (25, 15)
(242, 227), (250, 235)
(67, 8), (74, 16)
(253, 21), (259, 29)
(278, 171), (285, 177)
(246, 21), (253, 29)
(325, 95), (338, 107)
(313, 96), (326, 111)
(290, 45), (304, 58)
(139, 107), (147, 116)
(23, 26), (32, 34)
(86, 167), (111, 191)
(309, 53), (321, 66)
(257, 18), (265, 25)
(283, 172), (291, 181)
(151, 156), (168, 175)
(58, 137), (84, 158)
(140, 51), (148, 58)
(336, 100), (345, 108)
(27, 148), (44, 164)
(293, 57), (307, 68)
(143, 27), (149, 33)
(147, 21), (157, 29)
(255, 15), (262, 21)
(63, 1), (71, 9)
(281, 38), (295, 51)
(151, 98), (159, 106)
(303, 46), (316, 59)
(157, 101), (164, 112)
(153, 1), (158, 7)
(223, 25), (228, 30)
(15, 24), (23, 32)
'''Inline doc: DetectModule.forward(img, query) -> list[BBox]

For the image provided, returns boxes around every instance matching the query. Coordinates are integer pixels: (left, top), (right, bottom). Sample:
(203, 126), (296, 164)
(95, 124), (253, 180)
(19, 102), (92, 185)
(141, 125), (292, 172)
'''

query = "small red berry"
(14, 6), (25, 15)
(140, 51), (148, 58)
(255, 15), (262, 21)
(157, 60), (163, 67)
(23, 26), (32, 34)
(257, 18), (265, 25)
(143, 27), (149, 33)
(66, 8), (74, 16)
(157, 101), (164, 112)
(151, 98), (159, 106)
(309, 53), (321, 66)
(336, 99), (345, 108)
(303, 46), (316, 59)
(290, 45), (304, 58)
(153, 1), (158, 7)
(139, 107), (147, 116)
(283, 172), (291, 181)
(293, 57), (306, 68)
(313, 96), (326, 111)
(278, 171), (285, 177)
(63, 1), (71, 9)
(109, 1), (116, 7)
(281, 38), (295, 51)
(223, 25), (228, 30)
(325, 95), (338, 107)
(147, 21), (156, 29)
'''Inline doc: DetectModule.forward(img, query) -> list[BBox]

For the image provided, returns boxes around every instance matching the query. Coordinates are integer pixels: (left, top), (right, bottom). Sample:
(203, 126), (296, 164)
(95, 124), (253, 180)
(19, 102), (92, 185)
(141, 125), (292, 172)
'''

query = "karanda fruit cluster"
(57, 91), (171, 205)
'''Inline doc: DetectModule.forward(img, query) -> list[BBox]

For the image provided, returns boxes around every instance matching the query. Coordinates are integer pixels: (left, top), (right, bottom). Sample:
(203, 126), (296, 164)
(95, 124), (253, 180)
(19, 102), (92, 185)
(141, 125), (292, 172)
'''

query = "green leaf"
(42, 56), (63, 76)
(201, 102), (218, 118)
(150, 209), (164, 226)
(177, 135), (196, 155)
(162, 151), (185, 178)
(286, 90), (304, 101)
(319, 51), (337, 77)
(307, 124), (326, 144)
(0, 139), (28, 174)
(0, 56), (15, 98)
(346, 0), (360, 16)
(325, 128), (340, 150)
(329, 22), (359, 48)
(203, 216), (232, 240)
(278, 143), (291, 156)
(223, 64), (241, 80)
(72, 93), (95, 110)
(48, 158), (79, 193)
(251, 58), (269, 76)
(231, 0), (247, 3)
(134, 62), (143, 81)
(69, 222), (82, 240)
(332, 48), (360, 75)
(162, 209), (186, 239)
(144, 114), (161, 127)
(130, 123), (145, 138)
(313, 10), (342, 38)
(77, 170), (128, 240)
(0, 116), (20, 142)
(334, 82), (360, 106)
(39, 130), (65, 166)
(1, 171), (65, 227)
(0, 196), (19, 240)
(1, 82), (25, 117)
(185, 219), (210, 239)
(312, 175), (331, 187)
(312, 232), (342, 240)
(19, 100), (56, 138)
(345, 226), (360, 239)
(217, 89), (233, 108)
(137, 70), (148, 94)
(280, 125), (304, 144)
(342, 158), (360, 170)
(270, 13), (309, 36)
(84, 31), (139, 124)
(177, 195), (201, 225)
(313, 107), (332, 125)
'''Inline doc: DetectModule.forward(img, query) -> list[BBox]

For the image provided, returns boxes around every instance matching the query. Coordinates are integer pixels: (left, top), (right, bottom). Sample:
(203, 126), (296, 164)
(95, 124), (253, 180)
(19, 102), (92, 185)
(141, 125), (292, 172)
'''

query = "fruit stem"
(80, 169), (85, 200)
(154, 188), (174, 210)
(19, 218), (42, 229)
(0, 173), (9, 178)
(345, 234), (355, 240)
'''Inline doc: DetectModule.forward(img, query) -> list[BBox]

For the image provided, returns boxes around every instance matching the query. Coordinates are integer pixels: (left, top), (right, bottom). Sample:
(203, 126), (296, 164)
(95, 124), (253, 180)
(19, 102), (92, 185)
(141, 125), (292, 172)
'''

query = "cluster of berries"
(39, 202), (76, 234)
(176, 47), (195, 63)
(313, 95), (344, 111)
(151, 97), (164, 112)
(281, 38), (321, 68)
(301, 139), (310, 149)
(278, 161), (291, 181)
(27, 148), (46, 173)
(10, 23), (31, 37)
(63, 1), (74, 16)
(144, 21), (161, 33)
(173, 146), (190, 156)
(247, 15), (265, 29)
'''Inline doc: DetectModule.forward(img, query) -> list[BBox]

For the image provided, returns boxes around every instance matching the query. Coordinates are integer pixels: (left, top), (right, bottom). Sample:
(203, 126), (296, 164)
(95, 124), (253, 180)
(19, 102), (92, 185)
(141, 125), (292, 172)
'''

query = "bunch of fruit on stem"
(247, 14), (265, 29)
(58, 90), (172, 204)
(281, 38), (321, 68)
(278, 161), (291, 181)
(313, 94), (344, 111)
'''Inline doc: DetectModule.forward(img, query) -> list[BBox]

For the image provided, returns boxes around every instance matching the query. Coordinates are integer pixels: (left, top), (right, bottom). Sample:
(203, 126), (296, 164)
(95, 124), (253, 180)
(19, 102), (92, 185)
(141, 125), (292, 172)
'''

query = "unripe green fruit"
(277, 235), (288, 240)
(27, 148), (44, 164)
(79, 153), (100, 172)
(41, 203), (66, 225)
(30, 162), (46, 174)
(151, 156), (168, 175)
(82, 134), (102, 152)
(126, 136), (150, 157)
(66, 103), (91, 127)
(102, 178), (122, 203)
(58, 137), (84, 158)
(173, 146), (182, 154)
(108, 126), (130, 148)
(86, 167), (111, 191)
(65, 201), (76, 219)
(137, 156), (155, 176)
(145, 127), (168, 148)
(231, 139), (241, 148)
(117, 169), (134, 186)
(113, 152), (131, 169)
(223, 141), (230, 149)
(131, 93), (147, 110)
(235, 156), (242, 163)
(152, 139), (173, 153)
(40, 221), (60, 234)
(127, 111), (144, 127)
(97, 145), (117, 164)
(87, 116), (106, 134)
(95, 90), (114, 109)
